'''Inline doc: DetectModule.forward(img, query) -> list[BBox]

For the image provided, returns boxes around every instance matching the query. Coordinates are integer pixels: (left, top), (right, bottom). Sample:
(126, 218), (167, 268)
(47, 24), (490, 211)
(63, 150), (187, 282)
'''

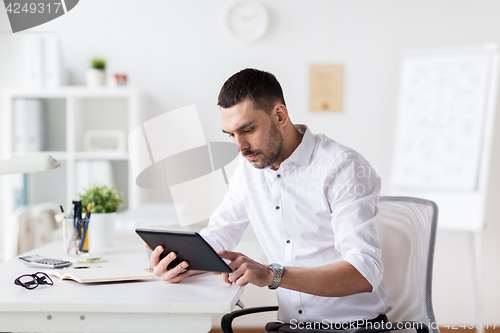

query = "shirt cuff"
(343, 254), (383, 291)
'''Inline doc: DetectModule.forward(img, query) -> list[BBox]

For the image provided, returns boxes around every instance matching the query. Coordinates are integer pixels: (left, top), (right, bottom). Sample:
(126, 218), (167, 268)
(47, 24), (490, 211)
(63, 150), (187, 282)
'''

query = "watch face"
(270, 263), (282, 270)
(224, 0), (269, 43)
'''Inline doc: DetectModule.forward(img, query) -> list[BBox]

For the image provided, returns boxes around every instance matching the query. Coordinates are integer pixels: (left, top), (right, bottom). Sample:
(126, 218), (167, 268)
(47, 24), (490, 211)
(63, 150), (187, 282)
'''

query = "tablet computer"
(135, 228), (232, 273)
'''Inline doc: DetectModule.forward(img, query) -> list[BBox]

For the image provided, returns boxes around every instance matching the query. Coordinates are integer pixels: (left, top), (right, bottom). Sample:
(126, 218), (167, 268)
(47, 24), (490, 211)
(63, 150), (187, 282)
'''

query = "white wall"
(1, 0), (500, 326)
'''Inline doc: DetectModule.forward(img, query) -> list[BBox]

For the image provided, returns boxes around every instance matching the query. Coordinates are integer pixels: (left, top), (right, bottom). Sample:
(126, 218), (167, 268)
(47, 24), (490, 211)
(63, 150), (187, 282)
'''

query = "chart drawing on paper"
(392, 50), (493, 190)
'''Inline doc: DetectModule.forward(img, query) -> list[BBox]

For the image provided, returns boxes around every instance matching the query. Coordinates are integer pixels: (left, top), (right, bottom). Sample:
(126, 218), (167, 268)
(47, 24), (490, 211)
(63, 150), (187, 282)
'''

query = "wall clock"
(223, 0), (269, 43)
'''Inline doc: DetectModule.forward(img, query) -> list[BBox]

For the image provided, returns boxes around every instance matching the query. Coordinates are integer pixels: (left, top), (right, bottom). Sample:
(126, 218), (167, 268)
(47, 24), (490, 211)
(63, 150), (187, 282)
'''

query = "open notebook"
(44, 267), (153, 283)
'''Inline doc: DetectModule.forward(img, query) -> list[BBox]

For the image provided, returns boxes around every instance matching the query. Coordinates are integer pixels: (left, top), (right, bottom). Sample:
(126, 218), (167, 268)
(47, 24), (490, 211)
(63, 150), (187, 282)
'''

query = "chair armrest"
(221, 306), (279, 333)
(355, 321), (429, 333)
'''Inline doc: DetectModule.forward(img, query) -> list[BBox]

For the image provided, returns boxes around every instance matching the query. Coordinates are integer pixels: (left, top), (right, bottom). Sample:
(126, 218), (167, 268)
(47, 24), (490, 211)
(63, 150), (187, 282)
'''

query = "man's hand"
(148, 245), (202, 283)
(218, 250), (273, 287)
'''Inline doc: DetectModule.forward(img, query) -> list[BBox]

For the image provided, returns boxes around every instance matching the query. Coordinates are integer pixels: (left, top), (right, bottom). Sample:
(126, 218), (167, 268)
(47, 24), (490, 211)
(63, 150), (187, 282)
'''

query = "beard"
(243, 121), (283, 169)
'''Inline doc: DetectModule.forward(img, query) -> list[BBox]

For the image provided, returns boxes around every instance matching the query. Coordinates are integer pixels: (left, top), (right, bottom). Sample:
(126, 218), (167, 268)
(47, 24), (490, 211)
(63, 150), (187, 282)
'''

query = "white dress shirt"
(200, 124), (393, 323)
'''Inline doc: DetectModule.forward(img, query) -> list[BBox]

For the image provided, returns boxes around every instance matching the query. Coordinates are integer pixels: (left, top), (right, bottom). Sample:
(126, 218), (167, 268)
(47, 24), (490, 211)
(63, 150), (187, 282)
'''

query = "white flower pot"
(86, 68), (106, 87)
(89, 212), (116, 250)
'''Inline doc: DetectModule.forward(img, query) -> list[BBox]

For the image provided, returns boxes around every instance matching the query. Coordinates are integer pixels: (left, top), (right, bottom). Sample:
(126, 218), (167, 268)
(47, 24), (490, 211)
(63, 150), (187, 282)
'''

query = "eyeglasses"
(14, 272), (53, 290)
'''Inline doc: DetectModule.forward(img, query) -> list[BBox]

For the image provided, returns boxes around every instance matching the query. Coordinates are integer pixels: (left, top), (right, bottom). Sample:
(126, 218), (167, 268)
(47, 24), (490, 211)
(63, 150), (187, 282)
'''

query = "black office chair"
(221, 196), (439, 333)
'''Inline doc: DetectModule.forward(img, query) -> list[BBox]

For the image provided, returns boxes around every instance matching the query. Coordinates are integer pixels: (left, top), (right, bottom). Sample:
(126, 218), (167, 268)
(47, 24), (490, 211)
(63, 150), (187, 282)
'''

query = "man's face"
(221, 99), (283, 169)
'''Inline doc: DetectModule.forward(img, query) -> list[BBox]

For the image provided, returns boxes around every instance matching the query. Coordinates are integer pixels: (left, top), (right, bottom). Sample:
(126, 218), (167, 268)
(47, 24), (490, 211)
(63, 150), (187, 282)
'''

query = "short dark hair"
(217, 68), (286, 114)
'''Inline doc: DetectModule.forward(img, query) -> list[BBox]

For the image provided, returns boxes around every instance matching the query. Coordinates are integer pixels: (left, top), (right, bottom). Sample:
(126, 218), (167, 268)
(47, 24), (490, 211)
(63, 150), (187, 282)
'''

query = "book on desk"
(44, 267), (153, 283)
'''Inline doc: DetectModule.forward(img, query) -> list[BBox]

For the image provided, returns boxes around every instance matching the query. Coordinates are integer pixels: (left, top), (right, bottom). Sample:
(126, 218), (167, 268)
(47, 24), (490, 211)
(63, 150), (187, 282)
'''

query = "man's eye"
(228, 134), (234, 138)
(244, 128), (254, 134)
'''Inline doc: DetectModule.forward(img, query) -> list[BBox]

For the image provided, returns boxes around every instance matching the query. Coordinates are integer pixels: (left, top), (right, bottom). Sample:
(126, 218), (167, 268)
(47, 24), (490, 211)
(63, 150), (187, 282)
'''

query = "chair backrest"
(4, 203), (60, 260)
(378, 196), (439, 333)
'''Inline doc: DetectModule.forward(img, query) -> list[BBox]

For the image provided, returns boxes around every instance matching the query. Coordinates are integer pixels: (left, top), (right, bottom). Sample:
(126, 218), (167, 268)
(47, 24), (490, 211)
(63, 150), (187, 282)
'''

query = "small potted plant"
(79, 183), (123, 249)
(86, 57), (106, 87)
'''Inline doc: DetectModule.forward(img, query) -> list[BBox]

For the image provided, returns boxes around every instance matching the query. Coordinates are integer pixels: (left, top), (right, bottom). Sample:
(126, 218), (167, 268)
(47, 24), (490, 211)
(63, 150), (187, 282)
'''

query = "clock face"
(224, 0), (269, 43)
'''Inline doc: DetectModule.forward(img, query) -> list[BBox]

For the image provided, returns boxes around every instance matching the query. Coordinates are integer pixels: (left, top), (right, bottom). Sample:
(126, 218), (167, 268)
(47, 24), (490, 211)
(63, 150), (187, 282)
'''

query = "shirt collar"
(278, 124), (316, 169)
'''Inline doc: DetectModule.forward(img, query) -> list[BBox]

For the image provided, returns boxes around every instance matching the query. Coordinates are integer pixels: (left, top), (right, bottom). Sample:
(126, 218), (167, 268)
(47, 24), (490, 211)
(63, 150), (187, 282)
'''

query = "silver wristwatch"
(268, 263), (283, 290)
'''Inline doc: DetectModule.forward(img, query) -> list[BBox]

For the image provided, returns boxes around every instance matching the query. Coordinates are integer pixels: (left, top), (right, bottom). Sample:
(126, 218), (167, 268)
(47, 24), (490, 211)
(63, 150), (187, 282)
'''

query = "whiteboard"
(391, 44), (499, 231)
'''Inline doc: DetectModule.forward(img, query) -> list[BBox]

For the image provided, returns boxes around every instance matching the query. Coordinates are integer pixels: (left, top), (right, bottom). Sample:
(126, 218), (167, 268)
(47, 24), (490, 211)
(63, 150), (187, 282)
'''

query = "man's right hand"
(148, 245), (202, 283)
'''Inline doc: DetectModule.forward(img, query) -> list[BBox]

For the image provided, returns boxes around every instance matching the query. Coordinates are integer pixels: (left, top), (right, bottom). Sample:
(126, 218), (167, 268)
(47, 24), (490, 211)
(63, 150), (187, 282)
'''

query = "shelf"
(11, 151), (130, 161)
(3, 86), (139, 99)
(74, 152), (130, 160)
(12, 151), (68, 160)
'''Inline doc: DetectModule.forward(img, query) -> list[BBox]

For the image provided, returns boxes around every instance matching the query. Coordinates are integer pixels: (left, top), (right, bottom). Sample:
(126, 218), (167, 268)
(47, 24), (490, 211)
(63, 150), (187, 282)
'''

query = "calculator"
(18, 255), (72, 269)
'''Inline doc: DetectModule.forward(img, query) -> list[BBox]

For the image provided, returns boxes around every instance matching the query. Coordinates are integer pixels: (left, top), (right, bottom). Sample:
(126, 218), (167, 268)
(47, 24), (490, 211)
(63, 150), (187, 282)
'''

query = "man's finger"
(168, 261), (189, 278)
(227, 260), (240, 273)
(228, 266), (244, 283)
(149, 245), (164, 268)
(155, 251), (176, 276)
(221, 272), (232, 285)
(218, 250), (239, 261)
(235, 272), (250, 287)
(165, 261), (189, 280)
(169, 269), (192, 283)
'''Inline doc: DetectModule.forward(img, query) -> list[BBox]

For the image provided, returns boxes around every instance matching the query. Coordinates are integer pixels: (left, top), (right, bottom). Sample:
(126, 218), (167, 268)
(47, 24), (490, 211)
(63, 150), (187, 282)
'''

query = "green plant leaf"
(78, 183), (123, 214)
(91, 58), (106, 70)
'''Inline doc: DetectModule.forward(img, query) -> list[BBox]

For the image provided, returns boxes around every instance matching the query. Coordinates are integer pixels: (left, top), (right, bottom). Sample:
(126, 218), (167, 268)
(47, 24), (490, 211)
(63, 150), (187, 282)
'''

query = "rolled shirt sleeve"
(326, 150), (384, 291)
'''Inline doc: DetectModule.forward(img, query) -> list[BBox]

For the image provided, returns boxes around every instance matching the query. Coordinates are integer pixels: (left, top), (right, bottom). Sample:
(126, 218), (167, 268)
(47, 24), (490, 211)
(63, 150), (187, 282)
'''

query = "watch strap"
(268, 263), (283, 290)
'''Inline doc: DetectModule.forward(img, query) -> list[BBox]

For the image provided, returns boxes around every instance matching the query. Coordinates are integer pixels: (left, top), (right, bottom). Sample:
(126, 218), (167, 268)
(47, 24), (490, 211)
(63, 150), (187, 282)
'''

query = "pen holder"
(62, 217), (91, 257)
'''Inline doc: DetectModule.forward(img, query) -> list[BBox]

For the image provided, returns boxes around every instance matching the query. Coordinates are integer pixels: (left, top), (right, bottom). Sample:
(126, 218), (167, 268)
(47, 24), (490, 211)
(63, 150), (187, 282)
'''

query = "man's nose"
(234, 135), (249, 152)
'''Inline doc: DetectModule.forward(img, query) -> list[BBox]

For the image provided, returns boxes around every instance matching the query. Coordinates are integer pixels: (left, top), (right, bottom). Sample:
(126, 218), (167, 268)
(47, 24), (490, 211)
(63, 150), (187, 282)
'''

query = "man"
(149, 68), (393, 330)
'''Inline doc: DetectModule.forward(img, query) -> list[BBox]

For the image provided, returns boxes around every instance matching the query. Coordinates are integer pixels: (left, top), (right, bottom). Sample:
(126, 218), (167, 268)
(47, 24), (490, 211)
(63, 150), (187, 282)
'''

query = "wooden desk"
(0, 239), (243, 332)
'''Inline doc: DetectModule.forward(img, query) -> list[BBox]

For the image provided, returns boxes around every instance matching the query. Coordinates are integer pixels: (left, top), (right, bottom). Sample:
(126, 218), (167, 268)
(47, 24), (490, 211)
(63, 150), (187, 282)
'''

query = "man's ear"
(273, 104), (288, 128)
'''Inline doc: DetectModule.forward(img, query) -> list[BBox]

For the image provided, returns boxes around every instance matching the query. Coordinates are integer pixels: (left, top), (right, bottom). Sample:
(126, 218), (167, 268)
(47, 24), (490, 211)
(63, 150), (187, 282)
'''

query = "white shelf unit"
(1, 87), (142, 259)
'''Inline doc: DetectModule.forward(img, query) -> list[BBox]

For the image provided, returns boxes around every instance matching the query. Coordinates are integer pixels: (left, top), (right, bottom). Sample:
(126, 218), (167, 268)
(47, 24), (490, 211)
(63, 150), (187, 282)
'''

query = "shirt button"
(275, 206), (280, 210)
(286, 240), (290, 244)
(277, 174), (281, 178)
(298, 310), (303, 314)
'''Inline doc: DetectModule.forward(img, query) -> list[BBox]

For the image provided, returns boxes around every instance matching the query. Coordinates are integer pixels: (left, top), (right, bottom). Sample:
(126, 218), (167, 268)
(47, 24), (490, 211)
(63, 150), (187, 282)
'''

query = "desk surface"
(0, 239), (243, 332)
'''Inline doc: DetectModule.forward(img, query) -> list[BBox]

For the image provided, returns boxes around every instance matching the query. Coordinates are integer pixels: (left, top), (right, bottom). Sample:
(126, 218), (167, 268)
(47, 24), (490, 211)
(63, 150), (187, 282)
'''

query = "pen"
(80, 218), (89, 252)
(80, 206), (91, 252)
(72, 200), (80, 223)
(84, 204), (91, 219)
(72, 201), (80, 234)
(76, 202), (82, 239)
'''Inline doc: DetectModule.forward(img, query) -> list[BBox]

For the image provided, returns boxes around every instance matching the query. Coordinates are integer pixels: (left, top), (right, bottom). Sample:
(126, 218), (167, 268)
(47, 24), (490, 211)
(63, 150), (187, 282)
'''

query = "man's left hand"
(218, 250), (273, 287)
